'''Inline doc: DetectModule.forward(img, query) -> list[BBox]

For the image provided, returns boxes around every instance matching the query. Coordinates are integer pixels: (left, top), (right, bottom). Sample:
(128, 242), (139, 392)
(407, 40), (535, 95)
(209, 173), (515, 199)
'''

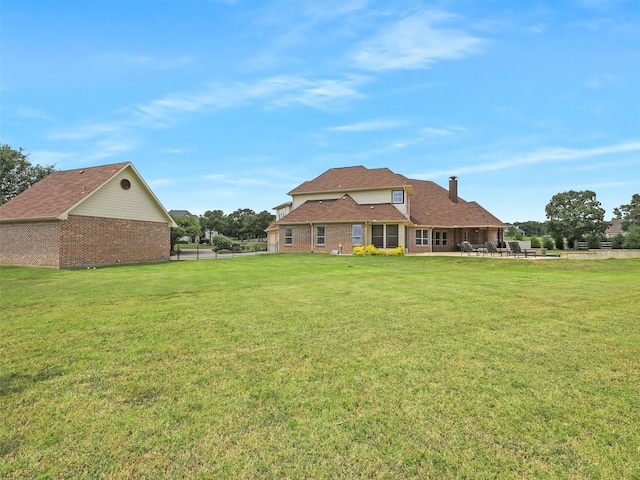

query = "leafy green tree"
(245, 210), (275, 240)
(545, 190), (607, 247)
(200, 209), (228, 240)
(613, 193), (640, 232)
(505, 225), (523, 240)
(170, 215), (202, 251)
(514, 220), (546, 237)
(0, 144), (56, 205)
(622, 225), (640, 249)
(226, 208), (256, 240)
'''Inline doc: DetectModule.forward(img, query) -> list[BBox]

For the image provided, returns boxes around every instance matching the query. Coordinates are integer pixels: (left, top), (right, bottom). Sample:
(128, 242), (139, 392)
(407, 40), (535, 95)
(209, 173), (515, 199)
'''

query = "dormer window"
(392, 190), (404, 204)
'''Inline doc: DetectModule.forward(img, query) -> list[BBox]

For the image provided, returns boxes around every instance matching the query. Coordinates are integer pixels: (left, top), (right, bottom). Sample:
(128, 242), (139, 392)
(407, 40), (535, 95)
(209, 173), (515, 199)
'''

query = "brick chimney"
(449, 176), (458, 203)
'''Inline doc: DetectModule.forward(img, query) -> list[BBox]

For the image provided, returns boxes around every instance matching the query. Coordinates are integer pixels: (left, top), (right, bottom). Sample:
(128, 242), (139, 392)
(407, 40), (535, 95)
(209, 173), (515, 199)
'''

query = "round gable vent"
(120, 179), (131, 190)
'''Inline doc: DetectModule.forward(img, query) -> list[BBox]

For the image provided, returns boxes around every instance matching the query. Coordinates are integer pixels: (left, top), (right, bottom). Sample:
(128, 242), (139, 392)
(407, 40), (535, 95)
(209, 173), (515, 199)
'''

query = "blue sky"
(2, 0), (639, 222)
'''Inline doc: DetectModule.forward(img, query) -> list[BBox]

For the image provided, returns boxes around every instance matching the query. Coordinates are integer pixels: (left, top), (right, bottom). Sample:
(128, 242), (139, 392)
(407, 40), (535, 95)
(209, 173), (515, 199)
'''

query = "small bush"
(530, 237), (541, 248)
(543, 237), (555, 250)
(211, 235), (234, 251)
(611, 234), (625, 249)
(353, 245), (389, 256)
(216, 249), (231, 254)
(388, 246), (405, 256)
(555, 237), (565, 250)
(585, 235), (601, 249)
(199, 238), (210, 245)
(622, 225), (640, 249)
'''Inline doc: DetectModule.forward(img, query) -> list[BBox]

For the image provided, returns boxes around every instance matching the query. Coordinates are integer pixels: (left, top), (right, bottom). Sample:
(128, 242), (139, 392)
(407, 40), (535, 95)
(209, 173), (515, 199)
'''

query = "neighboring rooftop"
(0, 163), (130, 220)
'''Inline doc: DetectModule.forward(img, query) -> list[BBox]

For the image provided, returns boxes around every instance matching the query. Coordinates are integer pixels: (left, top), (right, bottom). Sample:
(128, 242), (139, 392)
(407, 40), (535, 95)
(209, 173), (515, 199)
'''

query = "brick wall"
(279, 223), (356, 254)
(0, 221), (61, 267)
(59, 215), (170, 268)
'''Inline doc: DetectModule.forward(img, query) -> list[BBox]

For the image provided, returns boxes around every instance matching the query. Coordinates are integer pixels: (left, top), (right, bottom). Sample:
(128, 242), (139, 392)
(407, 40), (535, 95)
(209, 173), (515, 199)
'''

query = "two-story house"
(266, 166), (506, 254)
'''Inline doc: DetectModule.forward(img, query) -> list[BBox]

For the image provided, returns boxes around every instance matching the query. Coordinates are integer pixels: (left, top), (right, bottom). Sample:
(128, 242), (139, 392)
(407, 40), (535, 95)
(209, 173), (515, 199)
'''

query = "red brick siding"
(279, 223), (357, 253)
(409, 228), (431, 254)
(59, 215), (170, 268)
(0, 221), (61, 267)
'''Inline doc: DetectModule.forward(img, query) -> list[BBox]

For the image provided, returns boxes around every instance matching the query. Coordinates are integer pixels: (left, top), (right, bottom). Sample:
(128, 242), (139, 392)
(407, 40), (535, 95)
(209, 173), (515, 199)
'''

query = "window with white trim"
(392, 190), (404, 204)
(435, 231), (448, 246)
(316, 226), (326, 246)
(416, 229), (429, 246)
(352, 225), (362, 246)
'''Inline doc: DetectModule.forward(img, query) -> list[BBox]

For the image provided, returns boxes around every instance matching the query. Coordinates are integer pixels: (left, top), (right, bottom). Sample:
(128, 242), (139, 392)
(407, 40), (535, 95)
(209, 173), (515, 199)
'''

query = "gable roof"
(268, 194), (409, 229)
(0, 162), (176, 226)
(605, 218), (624, 235)
(400, 176), (505, 227)
(274, 166), (506, 229)
(289, 166), (411, 195)
(169, 209), (199, 219)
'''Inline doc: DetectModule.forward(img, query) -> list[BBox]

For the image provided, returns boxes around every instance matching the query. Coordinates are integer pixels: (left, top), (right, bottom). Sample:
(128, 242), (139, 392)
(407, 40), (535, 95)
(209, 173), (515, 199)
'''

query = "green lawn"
(1, 255), (639, 479)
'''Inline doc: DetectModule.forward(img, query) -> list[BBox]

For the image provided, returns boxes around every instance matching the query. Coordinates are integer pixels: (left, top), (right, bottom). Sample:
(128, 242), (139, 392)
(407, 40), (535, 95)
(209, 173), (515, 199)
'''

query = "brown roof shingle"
(400, 176), (505, 227)
(273, 166), (506, 229)
(289, 166), (409, 195)
(269, 194), (409, 228)
(0, 162), (129, 220)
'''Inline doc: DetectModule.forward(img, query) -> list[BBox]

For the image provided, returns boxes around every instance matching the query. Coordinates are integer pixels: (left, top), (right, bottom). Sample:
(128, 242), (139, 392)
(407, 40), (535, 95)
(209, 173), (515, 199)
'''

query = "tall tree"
(226, 208), (256, 240)
(545, 190), (607, 246)
(170, 215), (203, 251)
(514, 220), (546, 237)
(200, 209), (228, 239)
(241, 210), (275, 240)
(0, 144), (56, 205)
(613, 193), (640, 232)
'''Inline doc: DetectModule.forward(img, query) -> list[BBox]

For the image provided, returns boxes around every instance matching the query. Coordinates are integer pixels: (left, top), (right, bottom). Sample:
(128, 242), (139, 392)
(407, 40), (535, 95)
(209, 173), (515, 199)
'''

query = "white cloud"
(16, 107), (53, 121)
(128, 74), (369, 126)
(47, 123), (122, 141)
(96, 52), (194, 71)
(30, 150), (74, 166)
(330, 119), (406, 132)
(585, 73), (619, 89)
(420, 126), (463, 137)
(414, 141), (640, 178)
(147, 178), (174, 188)
(350, 10), (486, 71)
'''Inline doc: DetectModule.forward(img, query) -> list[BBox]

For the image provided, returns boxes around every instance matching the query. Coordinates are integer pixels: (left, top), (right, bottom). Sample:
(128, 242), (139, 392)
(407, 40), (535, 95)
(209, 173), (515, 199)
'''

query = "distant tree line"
(1, 144), (56, 205)
(2, 145), (638, 250)
(507, 190), (640, 249)
(171, 208), (275, 251)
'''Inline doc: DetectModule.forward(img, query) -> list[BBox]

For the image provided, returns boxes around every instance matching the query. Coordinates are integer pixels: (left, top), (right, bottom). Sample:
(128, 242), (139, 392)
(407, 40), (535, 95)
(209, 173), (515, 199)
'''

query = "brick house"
(0, 162), (177, 268)
(604, 218), (625, 239)
(266, 166), (506, 254)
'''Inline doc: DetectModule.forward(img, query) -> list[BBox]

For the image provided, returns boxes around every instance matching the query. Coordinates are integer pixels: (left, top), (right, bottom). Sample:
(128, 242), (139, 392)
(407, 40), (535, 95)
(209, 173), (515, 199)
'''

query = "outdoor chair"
(460, 241), (480, 256)
(484, 242), (503, 257)
(508, 241), (536, 258)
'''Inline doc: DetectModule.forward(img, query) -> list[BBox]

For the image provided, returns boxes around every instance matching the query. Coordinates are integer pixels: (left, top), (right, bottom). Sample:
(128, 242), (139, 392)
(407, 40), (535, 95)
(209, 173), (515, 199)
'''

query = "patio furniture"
(484, 242), (504, 257)
(460, 241), (480, 256)
(508, 241), (537, 257)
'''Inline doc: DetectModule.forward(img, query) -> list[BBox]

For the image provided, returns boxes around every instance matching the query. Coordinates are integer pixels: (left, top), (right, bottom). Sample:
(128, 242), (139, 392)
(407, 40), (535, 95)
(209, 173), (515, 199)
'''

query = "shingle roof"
(272, 166), (506, 229)
(400, 176), (505, 227)
(605, 218), (624, 235)
(0, 163), (130, 220)
(268, 194), (409, 229)
(288, 166), (409, 195)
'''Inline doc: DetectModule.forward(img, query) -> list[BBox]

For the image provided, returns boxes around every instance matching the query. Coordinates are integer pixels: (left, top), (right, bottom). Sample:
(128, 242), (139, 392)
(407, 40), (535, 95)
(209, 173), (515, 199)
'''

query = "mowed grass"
(1, 255), (639, 479)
